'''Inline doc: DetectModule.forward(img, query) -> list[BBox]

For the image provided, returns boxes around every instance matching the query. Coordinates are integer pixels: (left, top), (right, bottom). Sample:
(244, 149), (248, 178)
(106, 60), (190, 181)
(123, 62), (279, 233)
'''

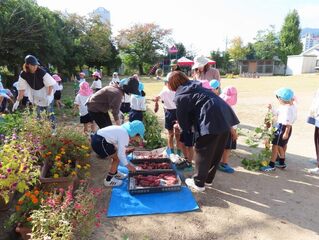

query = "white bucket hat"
(192, 55), (209, 69)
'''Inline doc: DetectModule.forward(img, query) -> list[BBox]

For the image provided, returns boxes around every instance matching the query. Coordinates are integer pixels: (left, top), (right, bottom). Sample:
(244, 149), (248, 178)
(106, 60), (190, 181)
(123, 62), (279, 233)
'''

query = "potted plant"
(6, 189), (47, 240)
(39, 128), (91, 191)
(30, 182), (101, 240)
(0, 135), (40, 208)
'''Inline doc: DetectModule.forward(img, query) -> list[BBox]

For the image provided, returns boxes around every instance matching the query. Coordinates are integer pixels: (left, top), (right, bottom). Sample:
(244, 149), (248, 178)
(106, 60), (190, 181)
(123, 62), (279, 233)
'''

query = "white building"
(301, 34), (319, 51)
(92, 7), (110, 24)
(286, 44), (319, 75)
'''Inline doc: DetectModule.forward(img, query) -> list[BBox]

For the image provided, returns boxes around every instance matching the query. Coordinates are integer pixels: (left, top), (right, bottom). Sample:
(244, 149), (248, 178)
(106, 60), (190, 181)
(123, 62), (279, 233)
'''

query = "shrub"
(143, 110), (166, 149)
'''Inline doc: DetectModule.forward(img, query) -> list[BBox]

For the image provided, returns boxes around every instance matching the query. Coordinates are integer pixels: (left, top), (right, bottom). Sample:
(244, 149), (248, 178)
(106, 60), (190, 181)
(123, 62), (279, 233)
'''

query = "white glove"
(12, 101), (20, 112)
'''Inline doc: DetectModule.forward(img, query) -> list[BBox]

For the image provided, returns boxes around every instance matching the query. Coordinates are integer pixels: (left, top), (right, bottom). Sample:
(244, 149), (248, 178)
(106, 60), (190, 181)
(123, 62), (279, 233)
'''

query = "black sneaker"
(176, 160), (192, 170)
(275, 161), (287, 169)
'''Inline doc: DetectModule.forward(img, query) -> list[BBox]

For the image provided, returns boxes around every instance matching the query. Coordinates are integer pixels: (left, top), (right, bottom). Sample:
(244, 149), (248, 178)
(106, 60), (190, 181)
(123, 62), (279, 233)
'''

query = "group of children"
(1, 63), (311, 189)
(153, 75), (239, 174)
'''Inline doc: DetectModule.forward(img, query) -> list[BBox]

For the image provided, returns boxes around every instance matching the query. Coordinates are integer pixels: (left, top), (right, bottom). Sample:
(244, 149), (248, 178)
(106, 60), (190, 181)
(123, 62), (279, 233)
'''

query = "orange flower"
(17, 200), (23, 205)
(47, 151), (52, 156)
(31, 197), (38, 204)
(34, 190), (40, 195)
(44, 192), (49, 195)
(15, 205), (21, 211)
(25, 191), (31, 197)
(27, 217), (32, 222)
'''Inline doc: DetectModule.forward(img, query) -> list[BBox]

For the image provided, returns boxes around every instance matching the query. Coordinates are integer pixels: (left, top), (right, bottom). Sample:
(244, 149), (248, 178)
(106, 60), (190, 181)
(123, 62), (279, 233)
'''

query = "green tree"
(80, 15), (113, 68)
(228, 37), (247, 71)
(116, 23), (172, 75)
(279, 9), (303, 65)
(210, 50), (231, 73)
(228, 37), (247, 62)
(253, 25), (279, 60)
(245, 42), (256, 60)
(0, 0), (47, 75)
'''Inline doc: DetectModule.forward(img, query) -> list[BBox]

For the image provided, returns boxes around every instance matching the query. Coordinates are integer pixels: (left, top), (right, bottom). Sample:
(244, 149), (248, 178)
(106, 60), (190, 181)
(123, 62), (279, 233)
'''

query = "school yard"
(2, 74), (318, 240)
(86, 73), (319, 240)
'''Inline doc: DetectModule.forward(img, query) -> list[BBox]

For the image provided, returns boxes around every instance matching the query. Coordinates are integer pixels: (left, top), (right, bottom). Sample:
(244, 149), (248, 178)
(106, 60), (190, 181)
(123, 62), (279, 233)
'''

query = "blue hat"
(121, 120), (145, 138)
(209, 79), (220, 89)
(276, 88), (294, 102)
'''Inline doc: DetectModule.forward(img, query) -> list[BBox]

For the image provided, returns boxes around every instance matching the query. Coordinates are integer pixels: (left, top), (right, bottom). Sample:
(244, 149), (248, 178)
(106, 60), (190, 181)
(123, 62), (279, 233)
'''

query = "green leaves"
(116, 23), (172, 74)
(143, 110), (167, 149)
(279, 10), (303, 65)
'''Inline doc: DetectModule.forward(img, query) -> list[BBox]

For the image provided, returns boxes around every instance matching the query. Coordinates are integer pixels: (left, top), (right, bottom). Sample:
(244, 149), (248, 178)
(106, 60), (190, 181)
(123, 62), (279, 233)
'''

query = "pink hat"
(92, 71), (101, 78)
(220, 86), (237, 106)
(52, 74), (62, 82)
(79, 82), (93, 96)
(198, 80), (212, 90)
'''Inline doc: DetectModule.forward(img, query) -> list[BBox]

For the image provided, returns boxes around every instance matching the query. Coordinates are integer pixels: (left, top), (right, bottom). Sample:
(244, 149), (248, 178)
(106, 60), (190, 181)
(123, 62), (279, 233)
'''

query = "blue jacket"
(174, 81), (239, 140)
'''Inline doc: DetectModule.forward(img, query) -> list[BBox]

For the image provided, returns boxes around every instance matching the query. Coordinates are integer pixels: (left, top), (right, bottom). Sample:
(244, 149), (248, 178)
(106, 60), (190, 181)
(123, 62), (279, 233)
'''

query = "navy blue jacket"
(174, 81), (240, 140)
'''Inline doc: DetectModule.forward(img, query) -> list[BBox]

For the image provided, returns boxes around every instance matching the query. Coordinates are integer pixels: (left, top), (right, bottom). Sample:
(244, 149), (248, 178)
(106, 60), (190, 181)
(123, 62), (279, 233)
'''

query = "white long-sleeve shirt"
(97, 126), (129, 166)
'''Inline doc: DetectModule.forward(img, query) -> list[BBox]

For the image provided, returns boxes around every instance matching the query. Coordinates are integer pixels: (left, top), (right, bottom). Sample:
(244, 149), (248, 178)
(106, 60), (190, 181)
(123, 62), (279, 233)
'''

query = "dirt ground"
(90, 74), (319, 240)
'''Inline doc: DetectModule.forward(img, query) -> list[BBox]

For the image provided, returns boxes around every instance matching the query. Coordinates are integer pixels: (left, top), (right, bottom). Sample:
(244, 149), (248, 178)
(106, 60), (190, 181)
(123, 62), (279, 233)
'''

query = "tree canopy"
(0, 0), (119, 81)
(116, 23), (171, 75)
(279, 9), (303, 65)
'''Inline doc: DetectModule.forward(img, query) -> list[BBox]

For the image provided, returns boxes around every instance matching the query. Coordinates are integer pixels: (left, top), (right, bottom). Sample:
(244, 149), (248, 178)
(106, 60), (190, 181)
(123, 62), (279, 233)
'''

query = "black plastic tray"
(128, 170), (182, 195)
(131, 158), (173, 171)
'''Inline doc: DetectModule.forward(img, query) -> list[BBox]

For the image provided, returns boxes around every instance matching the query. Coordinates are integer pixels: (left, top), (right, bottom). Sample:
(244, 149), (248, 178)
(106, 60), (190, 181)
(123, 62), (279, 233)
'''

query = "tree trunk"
(138, 64), (144, 75)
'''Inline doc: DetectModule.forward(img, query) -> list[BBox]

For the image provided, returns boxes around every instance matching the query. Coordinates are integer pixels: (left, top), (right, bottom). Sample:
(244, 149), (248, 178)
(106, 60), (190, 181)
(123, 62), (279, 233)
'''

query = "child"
(0, 89), (14, 113)
(73, 72), (86, 95)
(129, 82), (146, 122)
(306, 88), (319, 175)
(74, 82), (96, 135)
(91, 71), (102, 92)
(109, 72), (120, 87)
(90, 120), (145, 187)
(261, 88), (297, 172)
(52, 74), (64, 109)
(78, 72), (86, 84)
(154, 77), (183, 157)
(219, 86), (238, 173)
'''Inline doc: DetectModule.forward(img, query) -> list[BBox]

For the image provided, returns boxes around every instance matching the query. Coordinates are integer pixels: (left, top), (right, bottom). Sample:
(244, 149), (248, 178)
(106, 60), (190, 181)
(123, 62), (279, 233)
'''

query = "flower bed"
(1, 109), (100, 239)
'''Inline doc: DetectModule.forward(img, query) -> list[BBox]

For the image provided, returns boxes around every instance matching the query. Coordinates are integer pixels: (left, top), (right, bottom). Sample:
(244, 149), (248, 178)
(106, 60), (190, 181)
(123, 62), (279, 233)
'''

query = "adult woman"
(13, 55), (56, 123)
(192, 55), (220, 81)
(168, 71), (239, 191)
(86, 76), (139, 129)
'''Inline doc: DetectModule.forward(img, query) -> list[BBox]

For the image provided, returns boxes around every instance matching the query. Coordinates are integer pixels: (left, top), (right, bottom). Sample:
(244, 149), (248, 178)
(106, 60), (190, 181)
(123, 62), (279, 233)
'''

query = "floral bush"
(30, 182), (102, 240)
(40, 127), (91, 179)
(0, 135), (40, 203)
(6, 189), (47, 229)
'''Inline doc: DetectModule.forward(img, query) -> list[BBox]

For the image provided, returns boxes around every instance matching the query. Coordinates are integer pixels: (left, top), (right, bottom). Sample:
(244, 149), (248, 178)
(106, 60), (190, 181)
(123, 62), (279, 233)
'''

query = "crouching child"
(91, 120), (145, 187)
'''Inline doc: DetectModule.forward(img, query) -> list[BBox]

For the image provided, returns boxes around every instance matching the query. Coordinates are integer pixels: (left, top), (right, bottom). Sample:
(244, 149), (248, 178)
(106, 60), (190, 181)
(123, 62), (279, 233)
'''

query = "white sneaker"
(103, 176), (123, 187)
(205, 182), (213, 186)
(307, 167), (319, 175)
(114, 171), (128, 180)
(185, 178), (205, 192)
(170, 154), (183, 164)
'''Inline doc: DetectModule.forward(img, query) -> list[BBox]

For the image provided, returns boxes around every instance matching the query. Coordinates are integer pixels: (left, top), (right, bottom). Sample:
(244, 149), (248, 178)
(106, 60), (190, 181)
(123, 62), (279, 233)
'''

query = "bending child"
(90, 120), (145, 187)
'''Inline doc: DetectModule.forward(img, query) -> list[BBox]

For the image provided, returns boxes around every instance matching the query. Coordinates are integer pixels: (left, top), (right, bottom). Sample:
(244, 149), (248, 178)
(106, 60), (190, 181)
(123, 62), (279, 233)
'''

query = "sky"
(37, 0), (319, 56)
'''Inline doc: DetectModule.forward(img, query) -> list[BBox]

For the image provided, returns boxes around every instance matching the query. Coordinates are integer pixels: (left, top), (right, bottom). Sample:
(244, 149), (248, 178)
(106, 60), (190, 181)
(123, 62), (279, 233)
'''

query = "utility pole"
(225, 36), (229, 51)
